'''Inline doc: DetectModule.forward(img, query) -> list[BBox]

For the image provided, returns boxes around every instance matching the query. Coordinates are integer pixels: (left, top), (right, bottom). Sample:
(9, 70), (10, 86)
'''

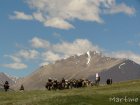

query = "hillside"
(12, 51), (140, 90)
(95, 60), (140, 83)
(13, 51), (125, 90)
(0, 73), (16, 89)
(0, 80), (140, 105)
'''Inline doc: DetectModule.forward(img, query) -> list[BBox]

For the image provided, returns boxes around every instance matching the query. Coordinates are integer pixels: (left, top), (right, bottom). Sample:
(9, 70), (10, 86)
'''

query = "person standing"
(20, 84), (24, 91)
(4, 81), (9, 92)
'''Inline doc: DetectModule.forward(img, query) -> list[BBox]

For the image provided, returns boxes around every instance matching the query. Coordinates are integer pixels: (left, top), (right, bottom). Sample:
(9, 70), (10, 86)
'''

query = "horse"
(46, 79), (53, 91)
(52, 80), (58, 91)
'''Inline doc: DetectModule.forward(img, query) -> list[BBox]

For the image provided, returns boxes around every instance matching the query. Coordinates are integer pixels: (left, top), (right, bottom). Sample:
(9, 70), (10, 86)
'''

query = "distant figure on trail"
(20, 84), (24, 91)
(106, 78), (112, 85)
(4, 81), (9, 92)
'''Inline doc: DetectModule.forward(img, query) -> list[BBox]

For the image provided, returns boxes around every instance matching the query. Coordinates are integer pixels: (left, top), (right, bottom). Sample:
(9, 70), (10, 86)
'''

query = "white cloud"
(104, 3), (135, 15)
(42, 51), (61, 63)
(52, 39), (101, 56)
(2, 63), (27, 70)
(10, 11), (33, 20)
(40, 62), (49, 66)
(100, 0), (116, 8)
(30, 37), (50, 48)
(26, 0), (103, 29)
(1, 54), (28, 70)
(1, 49), (39, 70)
(16, 49), (39, 60)
(44, 18), (74, 30)
(10, 0), (135, 29)
(32, 12), (45, 22)
(4, 55), (21, 63)
(106, 51), (140, 64)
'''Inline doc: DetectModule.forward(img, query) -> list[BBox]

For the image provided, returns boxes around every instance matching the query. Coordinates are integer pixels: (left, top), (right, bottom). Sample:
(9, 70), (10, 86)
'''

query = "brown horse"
(46, 79), (53, 90)
(46, 81), (53, 90)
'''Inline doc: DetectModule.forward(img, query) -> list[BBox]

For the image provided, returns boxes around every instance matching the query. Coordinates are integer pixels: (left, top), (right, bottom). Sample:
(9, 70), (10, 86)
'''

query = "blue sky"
(0, 0), (140, 77)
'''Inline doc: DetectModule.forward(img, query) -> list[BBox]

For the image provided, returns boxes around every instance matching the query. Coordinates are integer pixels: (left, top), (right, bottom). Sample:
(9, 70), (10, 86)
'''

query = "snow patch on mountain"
(4, 73), (19, 83)
(119, 63), (126, 69)
(87, 51), (91, 65)
(77, 53), (83, 56)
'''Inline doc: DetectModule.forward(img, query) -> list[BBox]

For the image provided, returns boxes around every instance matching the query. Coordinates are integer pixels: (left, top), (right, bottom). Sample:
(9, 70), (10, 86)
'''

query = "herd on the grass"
(0, 73), (112, 91)
(45, 77), (112, 91)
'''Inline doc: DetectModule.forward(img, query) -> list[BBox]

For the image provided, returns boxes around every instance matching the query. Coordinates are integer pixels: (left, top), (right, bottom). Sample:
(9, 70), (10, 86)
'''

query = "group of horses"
(45, 77), (101, 91)
(45, 77), (113, 91)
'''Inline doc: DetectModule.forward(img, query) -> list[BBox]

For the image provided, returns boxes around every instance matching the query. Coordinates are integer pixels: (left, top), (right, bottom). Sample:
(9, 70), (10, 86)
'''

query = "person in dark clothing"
(106, 78), (112, 85)
(4, 81), (9, 92)
(20, 84), (24, 91)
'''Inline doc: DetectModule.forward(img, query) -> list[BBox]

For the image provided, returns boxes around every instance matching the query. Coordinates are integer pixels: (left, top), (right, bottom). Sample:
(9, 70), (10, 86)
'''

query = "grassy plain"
(0, 80), (140, 105)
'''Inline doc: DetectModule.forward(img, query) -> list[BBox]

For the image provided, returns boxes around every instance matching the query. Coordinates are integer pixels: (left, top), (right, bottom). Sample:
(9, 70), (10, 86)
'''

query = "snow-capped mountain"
(12, 50), (140, 90)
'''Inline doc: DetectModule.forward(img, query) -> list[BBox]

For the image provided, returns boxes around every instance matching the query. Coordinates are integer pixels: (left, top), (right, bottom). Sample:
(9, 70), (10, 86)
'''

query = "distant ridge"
(0, 72), (16, 89)
(95, 59), (140, 83)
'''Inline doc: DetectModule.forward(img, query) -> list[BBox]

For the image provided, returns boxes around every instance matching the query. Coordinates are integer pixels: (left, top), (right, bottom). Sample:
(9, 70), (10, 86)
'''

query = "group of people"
(45, 78), (92, 91)
(45, 73), (101, 90)
(45, 73), (113, 91)
(1, 81), (24, 92)
(1, 73), (113, 92)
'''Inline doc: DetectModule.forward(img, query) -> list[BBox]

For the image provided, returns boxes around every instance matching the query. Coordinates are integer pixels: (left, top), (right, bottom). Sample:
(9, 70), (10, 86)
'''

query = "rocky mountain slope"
(12, 51), (140, 90)
(94, 59), (140, 83)
(0, 72), (17, 89)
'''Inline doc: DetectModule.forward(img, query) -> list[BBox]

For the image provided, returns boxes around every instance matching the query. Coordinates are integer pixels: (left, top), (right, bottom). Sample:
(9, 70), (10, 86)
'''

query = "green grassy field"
(0, 80), (140, 105)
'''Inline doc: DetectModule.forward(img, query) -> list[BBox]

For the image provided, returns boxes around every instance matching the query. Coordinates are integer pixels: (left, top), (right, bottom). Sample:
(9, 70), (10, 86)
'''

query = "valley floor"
(0, 80), (140, 105)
